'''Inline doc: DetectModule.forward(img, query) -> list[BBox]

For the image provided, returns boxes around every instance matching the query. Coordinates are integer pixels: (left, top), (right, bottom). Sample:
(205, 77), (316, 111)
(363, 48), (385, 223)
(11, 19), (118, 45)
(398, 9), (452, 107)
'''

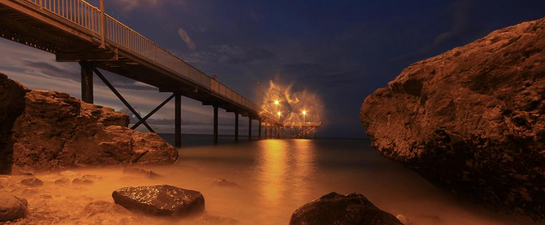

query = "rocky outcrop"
(289, 192), (402, 225)
(0, 194), (28, 222)
(0, 73), (178, 172)
(360, 17), (545, 218)
(112, 185), (205, 217)
(0, 73), (26, 174)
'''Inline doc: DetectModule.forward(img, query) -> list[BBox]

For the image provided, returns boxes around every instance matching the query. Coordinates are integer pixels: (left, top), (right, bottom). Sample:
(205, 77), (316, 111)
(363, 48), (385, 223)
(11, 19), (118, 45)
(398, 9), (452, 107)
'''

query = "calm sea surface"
(151, 134), (537, 225)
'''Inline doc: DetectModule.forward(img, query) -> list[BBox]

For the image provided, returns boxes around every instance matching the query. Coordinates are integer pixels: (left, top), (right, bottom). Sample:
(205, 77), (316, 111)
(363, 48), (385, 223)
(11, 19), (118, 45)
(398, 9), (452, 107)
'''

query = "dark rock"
(15, 172), (33, 176)
(20, 178), (43, 187)
(72, 178), (93, 185)
(123, 167), (162, 179)
(360, 17), (545, 219)
(112, 185), (205, 217)
(0, 73), (26, 174)
(54, 177), (70, 185)
(214, 178), (240, 187)
(290, 192), (402, 225)
(0, 73), (179, 172)
(195, 214), (239, 225)
(0, 194), (28, 222)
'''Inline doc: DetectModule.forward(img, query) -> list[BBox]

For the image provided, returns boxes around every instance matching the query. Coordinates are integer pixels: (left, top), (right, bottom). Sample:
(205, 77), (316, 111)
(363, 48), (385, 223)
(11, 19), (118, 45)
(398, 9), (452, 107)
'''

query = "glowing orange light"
(274, 100), (279, 105)
(302, 110), (307, 115)
(277, 111), (282, 116)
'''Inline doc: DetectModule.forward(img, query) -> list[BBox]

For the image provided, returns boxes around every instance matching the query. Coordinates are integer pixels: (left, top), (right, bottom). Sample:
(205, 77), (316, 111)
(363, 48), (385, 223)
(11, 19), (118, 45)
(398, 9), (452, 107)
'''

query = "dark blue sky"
(2, 0), (545, 138)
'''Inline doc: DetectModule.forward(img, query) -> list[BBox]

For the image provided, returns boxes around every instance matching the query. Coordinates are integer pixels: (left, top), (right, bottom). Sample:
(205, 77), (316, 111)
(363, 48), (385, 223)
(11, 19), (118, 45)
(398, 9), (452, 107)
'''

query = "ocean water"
(6, 135), (539, 224)
(149, 135), (537, 225)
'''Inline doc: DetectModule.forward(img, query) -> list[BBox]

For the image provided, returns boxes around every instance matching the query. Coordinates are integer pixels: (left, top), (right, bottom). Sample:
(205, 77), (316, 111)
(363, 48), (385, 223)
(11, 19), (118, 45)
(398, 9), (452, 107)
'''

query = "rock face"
(289, 192), (402, 225)
(0, 194), (28, 222)
(360, 17), (545, 218)
(0, 73), (178, 172)
(112, 185), (205, 217)
(0, 73), (26, 174)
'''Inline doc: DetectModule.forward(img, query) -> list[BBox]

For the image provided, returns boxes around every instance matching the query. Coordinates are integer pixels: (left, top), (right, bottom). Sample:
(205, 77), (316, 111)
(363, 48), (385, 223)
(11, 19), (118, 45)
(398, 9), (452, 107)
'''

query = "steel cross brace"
(92, 68), (155, 133)
(131, 94), (175, 129)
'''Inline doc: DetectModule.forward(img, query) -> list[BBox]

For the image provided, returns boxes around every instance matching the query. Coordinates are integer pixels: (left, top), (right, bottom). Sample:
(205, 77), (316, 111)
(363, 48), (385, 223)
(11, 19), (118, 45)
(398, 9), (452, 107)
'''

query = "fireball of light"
(260, 81), (323, 127)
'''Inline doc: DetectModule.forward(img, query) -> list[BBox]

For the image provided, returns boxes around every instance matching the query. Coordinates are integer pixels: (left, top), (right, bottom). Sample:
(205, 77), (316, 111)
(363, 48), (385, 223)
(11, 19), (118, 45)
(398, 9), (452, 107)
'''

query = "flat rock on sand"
(112, 185), (205, 217)
(289, 192), (403, 225)
(0, 194), (28, 222)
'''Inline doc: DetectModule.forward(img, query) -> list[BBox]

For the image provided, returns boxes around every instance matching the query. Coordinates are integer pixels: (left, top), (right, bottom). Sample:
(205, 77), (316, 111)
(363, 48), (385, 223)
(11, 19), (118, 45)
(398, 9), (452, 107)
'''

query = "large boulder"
(0, 194), (28, 222)
(0, 73), (26, 174)
(0, 73), (179, 172)
(360, 17), (545, 218)
(289, 192), (402, 225)
(112, 185), (205, 217)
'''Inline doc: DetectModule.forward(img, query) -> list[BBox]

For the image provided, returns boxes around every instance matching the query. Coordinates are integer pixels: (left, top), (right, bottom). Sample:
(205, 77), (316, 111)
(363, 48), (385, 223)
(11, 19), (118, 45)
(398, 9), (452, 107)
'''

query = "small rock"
(195, 214), (239, 225)
(54, 177), (71, 185)
(60, 170), (80, 177)
(289, 192), (403, 225)
(396, 214), (409, 224)
(15, 172), (34, 176)
(81, 201), (130, 217)
(20, 178), (43, 187)
(40, 194), (53, 199)
(82, 174), (102, 181)
(214, 179), (240, 188)
(122, 167), (162, 179)
(0, 194), (28, 222)
(22, 188), (38, 196)
(112, 185), (205, 217)
(72, 178), (93, 185)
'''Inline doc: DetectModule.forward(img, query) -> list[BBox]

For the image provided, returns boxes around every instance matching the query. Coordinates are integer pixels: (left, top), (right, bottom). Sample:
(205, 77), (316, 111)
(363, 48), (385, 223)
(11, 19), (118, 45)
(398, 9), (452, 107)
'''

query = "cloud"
(390, 0), (474, 63)
(0, 38), (228, 134)
(219, 47), (275, 64)
(280, 63), (356, 87)
(431, 0), (472, 48)
(181, 45), (275, 65)
(109, 0), (159, 12)
(178, 28), (197, 50)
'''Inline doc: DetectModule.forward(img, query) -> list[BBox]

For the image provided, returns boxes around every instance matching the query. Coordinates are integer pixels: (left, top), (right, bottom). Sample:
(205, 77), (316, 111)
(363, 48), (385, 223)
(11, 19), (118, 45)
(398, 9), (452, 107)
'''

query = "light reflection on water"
(257, 140), (316, 214)
(151, 136), (539, 225)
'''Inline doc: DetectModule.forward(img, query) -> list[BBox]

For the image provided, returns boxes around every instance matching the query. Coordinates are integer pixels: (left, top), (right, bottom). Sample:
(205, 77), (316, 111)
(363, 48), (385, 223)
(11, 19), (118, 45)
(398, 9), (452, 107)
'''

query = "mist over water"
(5, 136), (539, 225)
(157, 136), (537, 225)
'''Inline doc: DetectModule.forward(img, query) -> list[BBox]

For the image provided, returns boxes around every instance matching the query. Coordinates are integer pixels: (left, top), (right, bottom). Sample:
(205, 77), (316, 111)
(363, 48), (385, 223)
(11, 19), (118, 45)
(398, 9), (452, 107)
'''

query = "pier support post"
(80, 61), (94, 104)
(234, 112), (239, 142)
(258, 120), (262, 139)
(248, 118), (252, 141)
(213, 105), (218, 144)
(174, 93), (182, 147)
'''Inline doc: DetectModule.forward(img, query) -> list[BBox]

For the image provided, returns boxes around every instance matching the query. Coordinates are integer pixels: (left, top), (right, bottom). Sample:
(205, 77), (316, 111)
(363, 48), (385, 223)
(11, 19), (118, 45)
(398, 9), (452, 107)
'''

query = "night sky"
(1, 0), (544, 138)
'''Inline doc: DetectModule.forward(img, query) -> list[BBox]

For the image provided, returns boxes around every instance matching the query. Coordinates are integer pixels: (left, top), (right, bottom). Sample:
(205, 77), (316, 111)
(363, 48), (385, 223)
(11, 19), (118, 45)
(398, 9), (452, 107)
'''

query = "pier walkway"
(0, 0), (305, 146)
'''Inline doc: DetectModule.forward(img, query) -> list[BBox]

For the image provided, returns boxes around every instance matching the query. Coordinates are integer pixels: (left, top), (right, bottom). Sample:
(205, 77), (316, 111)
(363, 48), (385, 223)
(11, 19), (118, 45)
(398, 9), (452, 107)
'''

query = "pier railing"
(18, 0), (259, 113)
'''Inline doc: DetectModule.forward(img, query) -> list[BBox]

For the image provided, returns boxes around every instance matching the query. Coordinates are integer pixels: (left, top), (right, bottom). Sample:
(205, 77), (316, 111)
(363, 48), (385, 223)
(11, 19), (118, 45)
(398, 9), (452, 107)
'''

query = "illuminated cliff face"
(260, 81), (323, 127)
